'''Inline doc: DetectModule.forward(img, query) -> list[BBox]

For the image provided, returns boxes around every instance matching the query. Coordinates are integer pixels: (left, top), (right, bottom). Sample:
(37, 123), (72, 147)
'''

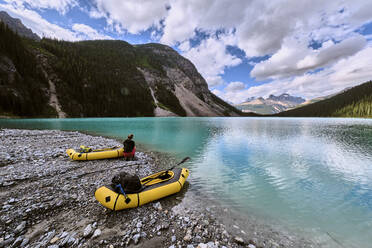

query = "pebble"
(234, 236), (245, 245)
(50, 237), (59, 244)
(20, 238), (29, 247)
(60, 231), (69, 239)
(132, 233), (141, 244)
(184, 234), (192, 242)
(197, 242), (218, 248)
(153, 202), (162, 211)
(12, 236), (23, 247)
(83, 224), (94, 238)
(14, 221), (26, 234)
(40, 230), (55, 246)
(92, 229), (101, 239)
(0, 237), (14, 248)
(248, 244), (256, 248)
(171, 235), (176, 242)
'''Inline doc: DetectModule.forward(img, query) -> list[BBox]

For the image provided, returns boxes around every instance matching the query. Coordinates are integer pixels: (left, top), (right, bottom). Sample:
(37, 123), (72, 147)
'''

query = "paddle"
(80, 145), (119, 153)
(170, 156), (190, 170)
(93, 146), (119, 152)
(141, 156), (190, 185)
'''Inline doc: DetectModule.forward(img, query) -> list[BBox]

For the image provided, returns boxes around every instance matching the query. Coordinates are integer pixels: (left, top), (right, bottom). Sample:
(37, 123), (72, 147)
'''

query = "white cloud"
(88, 8), (106, 19)
(180, 36), (242, 87)
(72, 23), (112, 40)
(297, 35), (366, 71)
(4, 0), (77, 14)
(225, 82), (246, 92)
(251, 35), (367, 81)
(218, 45), (372, 103)
(0, 3), (77, 40)
(91, 0), (169, 34)
(160, 0), (249, 45)
(0, 3), (113, 41)
(158, 0), (372, 58)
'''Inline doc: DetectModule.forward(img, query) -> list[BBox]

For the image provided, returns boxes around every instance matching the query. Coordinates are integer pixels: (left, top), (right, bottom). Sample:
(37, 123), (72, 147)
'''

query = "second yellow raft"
(66, 147), (124, 161)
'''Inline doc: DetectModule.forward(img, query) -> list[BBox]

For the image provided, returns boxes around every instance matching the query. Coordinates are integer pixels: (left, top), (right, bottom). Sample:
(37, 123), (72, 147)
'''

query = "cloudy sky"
(1, 0), (372, 103)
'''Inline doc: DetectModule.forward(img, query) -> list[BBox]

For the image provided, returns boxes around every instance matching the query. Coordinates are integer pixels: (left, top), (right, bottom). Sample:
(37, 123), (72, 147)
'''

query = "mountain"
(267, 93), (305, 104)
(235, 93), (306, 114)
(0, 13), (241, 118)
(276, 81), (372, 117)
(0, 11), (40, 40)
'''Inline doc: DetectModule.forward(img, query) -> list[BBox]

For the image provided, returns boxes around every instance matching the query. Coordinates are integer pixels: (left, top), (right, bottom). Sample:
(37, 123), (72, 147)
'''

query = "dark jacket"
(123, 139), (135, 153)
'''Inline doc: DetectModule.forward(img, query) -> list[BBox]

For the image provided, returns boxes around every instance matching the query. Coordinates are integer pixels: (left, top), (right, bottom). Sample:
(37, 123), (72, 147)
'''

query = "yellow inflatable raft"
(66, 146), (124, 161)
(95, 168), (189, 210)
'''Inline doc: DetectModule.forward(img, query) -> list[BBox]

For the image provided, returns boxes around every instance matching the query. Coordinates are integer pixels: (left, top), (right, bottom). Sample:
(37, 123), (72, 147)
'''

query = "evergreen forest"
(0, 21), (54, 117)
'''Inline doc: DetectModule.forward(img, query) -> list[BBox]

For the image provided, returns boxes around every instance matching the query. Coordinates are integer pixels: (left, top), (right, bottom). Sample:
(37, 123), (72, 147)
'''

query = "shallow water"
(1, 117), (372, 247)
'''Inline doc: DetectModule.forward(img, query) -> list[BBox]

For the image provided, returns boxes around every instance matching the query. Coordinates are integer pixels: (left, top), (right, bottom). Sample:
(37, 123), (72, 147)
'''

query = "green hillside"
(38, 39), (155, 117)
(276, 80), (372, 118)
(0, 22), (55, 117)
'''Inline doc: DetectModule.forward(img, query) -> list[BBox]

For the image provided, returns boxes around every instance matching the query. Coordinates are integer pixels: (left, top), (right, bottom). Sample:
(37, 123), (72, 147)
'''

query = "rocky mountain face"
(135, 43), (239, 117)
(0, 11), (40, 40)
(0, 12), (241, 118)
(235, 93), (306, 115)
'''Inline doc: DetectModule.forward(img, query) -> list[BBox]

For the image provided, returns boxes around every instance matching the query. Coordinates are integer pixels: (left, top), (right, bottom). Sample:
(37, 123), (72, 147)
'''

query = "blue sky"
(1, 0), (372, 104)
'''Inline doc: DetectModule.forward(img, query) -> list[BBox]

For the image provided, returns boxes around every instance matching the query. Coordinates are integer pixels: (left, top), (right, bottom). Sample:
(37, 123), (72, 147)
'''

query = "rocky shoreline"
(0, 129), (317, 248)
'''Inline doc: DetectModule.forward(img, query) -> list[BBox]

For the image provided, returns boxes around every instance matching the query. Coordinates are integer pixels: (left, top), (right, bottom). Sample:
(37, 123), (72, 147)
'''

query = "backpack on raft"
(79, 145), (92, 153)
(111, 172), (142, 194)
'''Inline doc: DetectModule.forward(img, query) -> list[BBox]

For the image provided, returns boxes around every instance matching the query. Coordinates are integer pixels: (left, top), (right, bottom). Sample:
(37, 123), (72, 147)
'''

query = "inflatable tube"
(95, 168), (189, 210)
(66, 147), (124, 161)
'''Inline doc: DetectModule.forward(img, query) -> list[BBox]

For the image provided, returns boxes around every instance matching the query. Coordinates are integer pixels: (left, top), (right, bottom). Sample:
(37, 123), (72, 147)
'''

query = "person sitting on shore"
(123, 134), (136, 161)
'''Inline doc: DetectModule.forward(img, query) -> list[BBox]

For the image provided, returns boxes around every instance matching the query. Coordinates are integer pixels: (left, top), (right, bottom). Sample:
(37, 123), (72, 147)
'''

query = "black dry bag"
(111, 172), (142, 193)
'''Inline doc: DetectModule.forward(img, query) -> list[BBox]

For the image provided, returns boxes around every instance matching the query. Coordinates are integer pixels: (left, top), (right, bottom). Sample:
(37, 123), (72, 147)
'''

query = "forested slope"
(0, 22), (55, 117)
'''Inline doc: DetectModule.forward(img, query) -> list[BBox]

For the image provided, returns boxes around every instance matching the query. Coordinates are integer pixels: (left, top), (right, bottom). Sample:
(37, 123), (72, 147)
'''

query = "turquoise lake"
(1, 117), (372, 247)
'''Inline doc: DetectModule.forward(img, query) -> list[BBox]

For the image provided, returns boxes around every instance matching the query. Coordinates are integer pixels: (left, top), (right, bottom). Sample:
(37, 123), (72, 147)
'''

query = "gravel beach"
(0, 129), (317, 248)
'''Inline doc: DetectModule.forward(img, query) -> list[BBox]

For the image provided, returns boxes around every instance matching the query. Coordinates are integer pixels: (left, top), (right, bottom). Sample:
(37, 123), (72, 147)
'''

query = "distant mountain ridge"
(276, 81), (372, 117)
(267, 93), (305, 104)
(235, 93), (306, 114)
(0, 11), (40, 40)
(0, 11), (241, 118)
